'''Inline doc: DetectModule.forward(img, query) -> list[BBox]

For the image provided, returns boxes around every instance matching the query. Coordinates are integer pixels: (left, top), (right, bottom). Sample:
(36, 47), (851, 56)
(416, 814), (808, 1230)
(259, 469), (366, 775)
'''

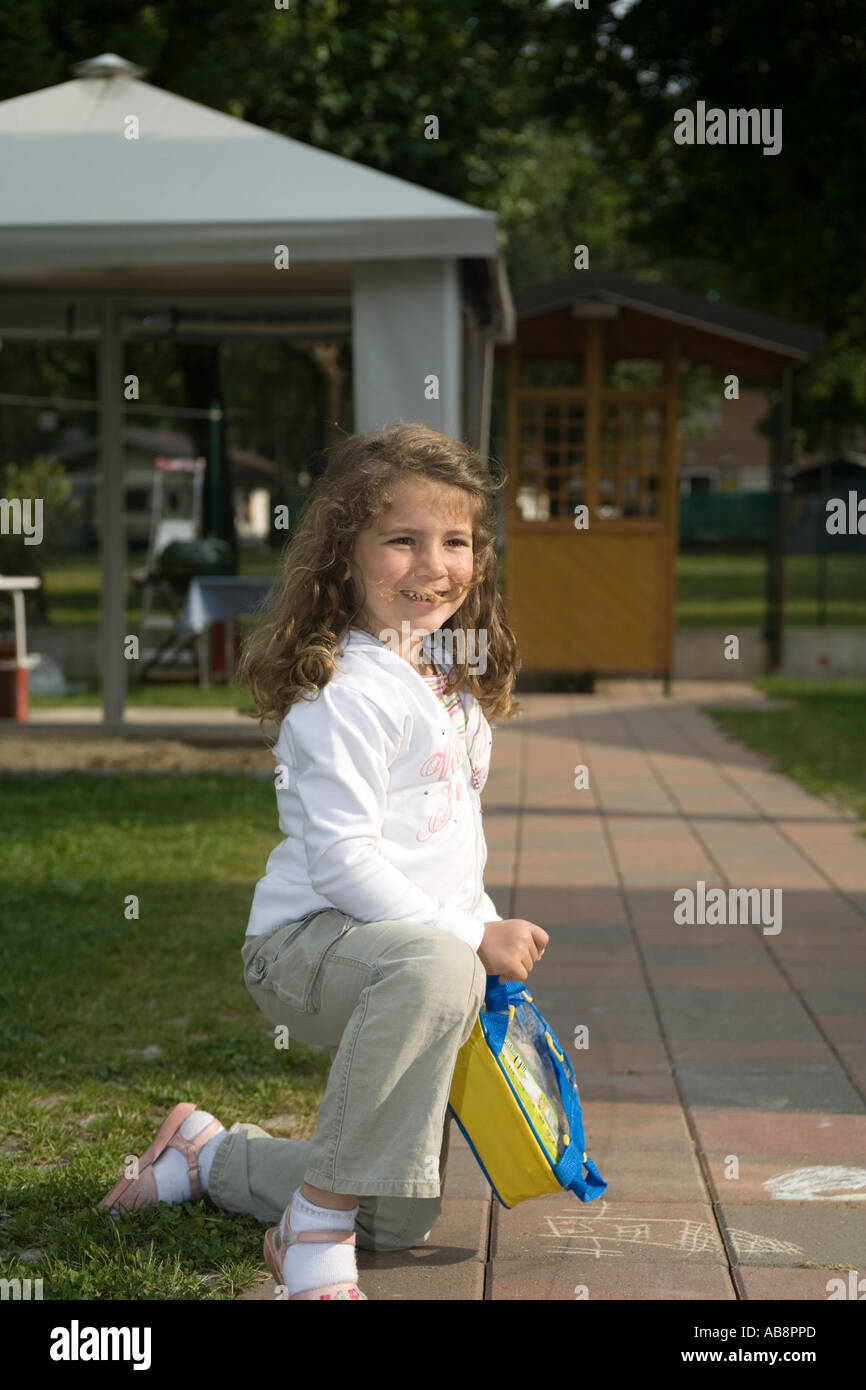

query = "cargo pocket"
(246, 909), (353, 1015)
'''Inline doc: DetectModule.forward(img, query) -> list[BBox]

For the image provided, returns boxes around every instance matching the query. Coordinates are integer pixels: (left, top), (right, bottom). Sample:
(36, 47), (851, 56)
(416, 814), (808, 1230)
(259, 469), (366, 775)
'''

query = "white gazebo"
(0, 53), (515, 726)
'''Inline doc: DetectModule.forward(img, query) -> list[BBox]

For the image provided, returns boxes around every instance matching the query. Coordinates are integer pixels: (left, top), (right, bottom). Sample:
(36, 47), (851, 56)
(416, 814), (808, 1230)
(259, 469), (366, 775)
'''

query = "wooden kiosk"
(500, 272), (824, 687)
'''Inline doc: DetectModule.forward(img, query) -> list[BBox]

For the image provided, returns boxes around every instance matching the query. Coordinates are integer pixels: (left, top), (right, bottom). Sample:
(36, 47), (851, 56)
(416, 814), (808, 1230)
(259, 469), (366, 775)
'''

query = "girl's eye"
(389, 537), (470, 547)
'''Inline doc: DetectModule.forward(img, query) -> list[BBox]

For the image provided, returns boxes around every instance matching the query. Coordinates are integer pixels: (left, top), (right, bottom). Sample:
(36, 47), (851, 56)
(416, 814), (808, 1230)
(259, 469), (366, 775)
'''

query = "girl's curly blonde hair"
(238, 420), (522, 743)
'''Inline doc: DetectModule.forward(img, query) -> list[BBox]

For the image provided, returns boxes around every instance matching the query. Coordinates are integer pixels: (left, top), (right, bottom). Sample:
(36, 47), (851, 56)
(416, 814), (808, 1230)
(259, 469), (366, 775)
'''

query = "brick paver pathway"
(233, 679), (866, 1301)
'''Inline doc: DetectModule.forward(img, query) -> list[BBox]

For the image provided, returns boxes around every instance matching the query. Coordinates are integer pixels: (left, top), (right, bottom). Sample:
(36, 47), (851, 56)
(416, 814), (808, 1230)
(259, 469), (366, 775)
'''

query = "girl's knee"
(402, 927), (486, 1014)
(355, 1196), (444, 1252)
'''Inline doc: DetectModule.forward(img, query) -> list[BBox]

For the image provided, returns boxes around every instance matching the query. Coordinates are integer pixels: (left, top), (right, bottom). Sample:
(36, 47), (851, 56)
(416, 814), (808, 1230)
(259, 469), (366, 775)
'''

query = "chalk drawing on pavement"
(539, 1202), (804, 1260)
(763, 1165), (866, 1201)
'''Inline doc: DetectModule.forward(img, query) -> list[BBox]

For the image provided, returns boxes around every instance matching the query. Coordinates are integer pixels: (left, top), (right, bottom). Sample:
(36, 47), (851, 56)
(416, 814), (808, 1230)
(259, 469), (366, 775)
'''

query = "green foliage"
(0, 2), (860, 460)
(532, 0), (865, 440)
(0, 456), (80, 574)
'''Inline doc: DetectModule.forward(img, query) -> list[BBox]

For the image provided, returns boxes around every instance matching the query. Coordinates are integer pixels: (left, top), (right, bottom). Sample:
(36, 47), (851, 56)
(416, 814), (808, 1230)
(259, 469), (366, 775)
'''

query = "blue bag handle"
(481, 975), (607, 1202)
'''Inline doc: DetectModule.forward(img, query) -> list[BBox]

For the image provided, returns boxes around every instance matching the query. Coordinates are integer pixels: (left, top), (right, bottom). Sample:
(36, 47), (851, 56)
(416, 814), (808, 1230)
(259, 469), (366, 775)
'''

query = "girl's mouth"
(399, 589), (448, 605)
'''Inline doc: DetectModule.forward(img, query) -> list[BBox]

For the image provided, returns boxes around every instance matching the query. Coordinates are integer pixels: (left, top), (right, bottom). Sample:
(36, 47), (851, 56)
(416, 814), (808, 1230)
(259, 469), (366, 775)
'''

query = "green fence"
(679, 492), (772, 545)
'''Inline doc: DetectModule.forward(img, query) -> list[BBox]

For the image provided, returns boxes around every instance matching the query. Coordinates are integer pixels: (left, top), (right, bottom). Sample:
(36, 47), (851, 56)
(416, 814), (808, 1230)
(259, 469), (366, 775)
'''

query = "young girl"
(100, 420), (549, 1300)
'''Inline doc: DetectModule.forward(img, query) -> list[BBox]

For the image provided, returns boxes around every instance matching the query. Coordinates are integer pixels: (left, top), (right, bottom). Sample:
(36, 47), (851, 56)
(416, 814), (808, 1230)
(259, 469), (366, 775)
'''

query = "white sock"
(281, 1188), (359, 1297)
(151, 1110), (225, 1205)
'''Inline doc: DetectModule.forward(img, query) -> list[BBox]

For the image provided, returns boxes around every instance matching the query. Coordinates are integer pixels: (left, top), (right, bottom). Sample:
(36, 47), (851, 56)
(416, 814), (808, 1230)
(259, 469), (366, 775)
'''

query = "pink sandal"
(264, 1200), (367, 1301)
(98, 1101), (223, 1215)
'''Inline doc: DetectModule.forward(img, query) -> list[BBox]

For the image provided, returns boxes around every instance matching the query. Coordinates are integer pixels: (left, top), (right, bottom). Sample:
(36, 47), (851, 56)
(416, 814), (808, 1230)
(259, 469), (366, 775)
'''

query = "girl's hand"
(477, 919), (549, 984)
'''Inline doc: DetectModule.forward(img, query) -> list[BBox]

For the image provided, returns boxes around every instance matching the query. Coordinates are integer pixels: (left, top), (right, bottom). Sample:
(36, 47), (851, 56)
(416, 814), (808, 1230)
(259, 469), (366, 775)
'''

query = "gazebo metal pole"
(98, 300), (127, 727)
(208, 399), (223, 537)
(779, 365), (793, 664)
(479, 331), (494, 467)
(663, 339), (681, 695)
(818, 451), (829, 626)
(765, 365), (792, 674)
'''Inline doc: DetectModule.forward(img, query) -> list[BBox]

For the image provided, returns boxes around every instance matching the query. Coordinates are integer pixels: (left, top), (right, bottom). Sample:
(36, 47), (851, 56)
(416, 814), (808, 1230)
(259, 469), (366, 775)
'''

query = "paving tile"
(442, 1126), (494, 1197)
(716, 1203), (866, 1268)
(702, 1151), (866, 1204)
(667, 1039), (839, 1065)
(549, 1008), (666, 1038)
(674, 1067), (865, 1113)
(533, 964), (648, 987)
(628, 889), (716, 922)
(568, 1040), (673, 1073)
(659, 1005), (821, 1043)
(690, 1108), (866, 1158)
(782, 963), (866, 991)
(779, 821), (866, 900)
(541, 999), (664, 1042)
(810, 1013), (866, 1043)
(643, 944), (779, 967)
(355, 1254), (486, 1300)
(514, 888), (628, 925)
(650, 966), (788, 989)
(733, 1266), (866, 1300)
(771, 926), (866, 949)
(581, 1143), (709, 1202)
(557, 988), (658, 1011)
(669, 1055), (845, 1081)
(572, 1071), (681, 1104)
(581, 1100), (694, 1149)
(797, 989), (866, 1014)
(766, 945), (866, 967)
(492, 1196), (725, 1262)
(834, 1043), (866, 1075)
(686, 827), (826, 890)
(652, 986), (808, 1012)
(442, 1156), (493, 1199)
(488, 1259), (735, 1300)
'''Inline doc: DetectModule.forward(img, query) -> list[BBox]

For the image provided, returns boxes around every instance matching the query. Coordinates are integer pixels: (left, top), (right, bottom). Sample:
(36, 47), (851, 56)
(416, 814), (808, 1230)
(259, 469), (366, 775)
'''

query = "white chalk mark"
(537, 1202), (804, 1260)
(726, 1228), (804, 1259)
(763, 1165), (866, 1201)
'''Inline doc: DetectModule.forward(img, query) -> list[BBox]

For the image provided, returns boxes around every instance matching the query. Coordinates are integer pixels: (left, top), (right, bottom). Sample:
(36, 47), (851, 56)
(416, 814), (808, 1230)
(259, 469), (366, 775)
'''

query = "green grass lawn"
(704, 677), (866, 831)
(13, 550), (866, 631)
(676, 553), (866, 627)
(30, 681), (255, 710)
(27, 550), (278, 629)
(0, 772), (327, 1300)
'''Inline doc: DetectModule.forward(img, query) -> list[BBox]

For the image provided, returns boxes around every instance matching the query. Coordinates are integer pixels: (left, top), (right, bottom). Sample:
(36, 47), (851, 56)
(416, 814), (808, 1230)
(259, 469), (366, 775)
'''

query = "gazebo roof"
(0, 53), (503, 278)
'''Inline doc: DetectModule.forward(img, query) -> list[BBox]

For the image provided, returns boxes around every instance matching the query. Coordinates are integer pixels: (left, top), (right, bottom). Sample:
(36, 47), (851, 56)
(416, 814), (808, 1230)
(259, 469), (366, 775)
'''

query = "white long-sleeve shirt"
(245, 625), (503, 950)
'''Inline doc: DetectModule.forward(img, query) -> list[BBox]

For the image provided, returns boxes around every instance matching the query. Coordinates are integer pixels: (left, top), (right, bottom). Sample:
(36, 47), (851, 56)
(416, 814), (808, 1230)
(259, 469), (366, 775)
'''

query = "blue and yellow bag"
(448, 975), (607, 1209)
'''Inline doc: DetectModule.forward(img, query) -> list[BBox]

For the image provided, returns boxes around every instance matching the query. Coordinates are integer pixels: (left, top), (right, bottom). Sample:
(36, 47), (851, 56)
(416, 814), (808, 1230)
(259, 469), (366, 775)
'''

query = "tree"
(0, 457), (80, 622)
(0, 0), (860, 454)
(530, 0), (866, 444)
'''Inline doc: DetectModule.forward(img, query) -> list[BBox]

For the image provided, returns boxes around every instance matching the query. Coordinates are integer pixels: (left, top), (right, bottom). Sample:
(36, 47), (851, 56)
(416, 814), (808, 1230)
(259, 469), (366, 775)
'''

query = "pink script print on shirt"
(416, 733), (464, 842)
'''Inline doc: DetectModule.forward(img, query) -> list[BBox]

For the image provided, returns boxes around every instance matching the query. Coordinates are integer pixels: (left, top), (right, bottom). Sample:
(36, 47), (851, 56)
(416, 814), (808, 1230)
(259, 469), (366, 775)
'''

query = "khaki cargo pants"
(208, 908), (487, 1252)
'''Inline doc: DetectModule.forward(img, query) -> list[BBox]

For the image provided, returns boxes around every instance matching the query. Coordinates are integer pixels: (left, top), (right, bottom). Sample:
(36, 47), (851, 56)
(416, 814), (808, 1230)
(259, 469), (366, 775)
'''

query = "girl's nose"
(412, 550), (450, 580)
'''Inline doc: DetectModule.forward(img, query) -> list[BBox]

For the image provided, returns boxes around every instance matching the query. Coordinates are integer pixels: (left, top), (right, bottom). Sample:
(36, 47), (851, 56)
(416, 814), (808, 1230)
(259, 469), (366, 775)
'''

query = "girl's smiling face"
(346, 477), (476, 655)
